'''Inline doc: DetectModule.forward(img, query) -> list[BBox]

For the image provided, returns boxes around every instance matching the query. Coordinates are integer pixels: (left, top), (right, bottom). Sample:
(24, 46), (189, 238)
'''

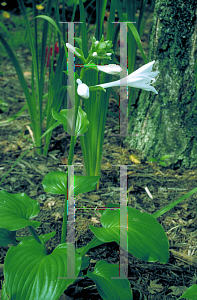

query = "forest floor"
(0, 4), (197, 300)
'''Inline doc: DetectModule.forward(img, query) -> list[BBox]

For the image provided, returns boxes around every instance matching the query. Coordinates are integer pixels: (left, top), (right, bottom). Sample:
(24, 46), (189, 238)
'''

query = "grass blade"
(0, 33), (33, 121)
(128, 23), (148, 64)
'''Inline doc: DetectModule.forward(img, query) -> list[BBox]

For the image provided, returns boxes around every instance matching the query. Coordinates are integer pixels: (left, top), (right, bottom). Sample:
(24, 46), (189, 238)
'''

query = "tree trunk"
(125, 0), (197, 169)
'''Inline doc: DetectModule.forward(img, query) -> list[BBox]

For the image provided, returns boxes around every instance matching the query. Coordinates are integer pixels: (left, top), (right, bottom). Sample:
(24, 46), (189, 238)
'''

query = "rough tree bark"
(125, 0), (197, 169)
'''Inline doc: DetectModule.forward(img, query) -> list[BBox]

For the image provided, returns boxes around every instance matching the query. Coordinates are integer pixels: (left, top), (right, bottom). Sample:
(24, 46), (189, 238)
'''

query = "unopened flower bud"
(76, 79), (90, 99)
(66, 43), (81, 57)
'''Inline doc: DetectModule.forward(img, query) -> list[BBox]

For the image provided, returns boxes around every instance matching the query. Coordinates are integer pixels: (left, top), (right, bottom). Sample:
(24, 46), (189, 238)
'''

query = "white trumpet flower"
(76, 79), (90, 99)
(96, 60), (159, 94)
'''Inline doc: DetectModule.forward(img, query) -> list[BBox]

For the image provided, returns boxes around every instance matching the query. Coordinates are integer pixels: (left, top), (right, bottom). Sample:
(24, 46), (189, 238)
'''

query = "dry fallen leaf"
(86, 194), (100, 201)
(101, 162), (112, 170)
(129, 154), (141, 164)
(37, 164), (49, 172)
(168, 285), (188, 296)
(23, 71), (32, 77)
(148, 279), (164, 294)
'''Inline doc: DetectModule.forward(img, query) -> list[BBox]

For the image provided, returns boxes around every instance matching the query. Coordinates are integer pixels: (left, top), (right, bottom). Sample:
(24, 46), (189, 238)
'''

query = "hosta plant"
(0, 106), (169, 300)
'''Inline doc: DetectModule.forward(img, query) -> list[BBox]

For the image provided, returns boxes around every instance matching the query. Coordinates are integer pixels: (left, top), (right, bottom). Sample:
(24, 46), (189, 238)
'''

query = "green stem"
(61, 89), (80, 244)
(61, 194), (68, 244)
(80, 65), (85, 80)
(68, 134), (76, 166)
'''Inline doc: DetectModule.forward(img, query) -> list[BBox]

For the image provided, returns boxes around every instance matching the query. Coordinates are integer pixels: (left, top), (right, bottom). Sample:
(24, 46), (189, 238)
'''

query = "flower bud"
(96, 64), (122, 74)
(76, 79), (90, 99)
(66, 43), (81, 57)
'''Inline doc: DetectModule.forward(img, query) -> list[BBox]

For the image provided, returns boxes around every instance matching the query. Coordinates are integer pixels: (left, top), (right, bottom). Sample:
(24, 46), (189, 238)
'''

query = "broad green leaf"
(89, 207), (169, 263)
(16, 231), (56, 246)
(179, 284), (197, 299)
(52, 106), (89, 136)
(87, 260), (133, 300)
(0, 190), (40, 231)
(71, 175), (100, 196)
(42, 171), (67, 195)
(1, 281), (10, 300)
(4, 240), (82, 300)
(42, 170), (100, 196)
(0, 228), (16, 246)
(80, 255), (90, 271)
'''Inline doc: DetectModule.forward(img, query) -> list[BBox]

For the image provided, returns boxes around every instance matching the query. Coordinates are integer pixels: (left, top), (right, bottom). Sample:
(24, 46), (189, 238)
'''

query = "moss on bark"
(125, 0), (197, 169)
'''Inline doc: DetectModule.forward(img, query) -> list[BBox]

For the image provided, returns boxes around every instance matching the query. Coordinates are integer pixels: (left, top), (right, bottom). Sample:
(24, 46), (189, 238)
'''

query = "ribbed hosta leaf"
(42, 170), (100, 196)
(4, 240), (82, 300)
(0, 190), (40, 231)
(87, 260), (133, 300)
(89, 207), (169, 263)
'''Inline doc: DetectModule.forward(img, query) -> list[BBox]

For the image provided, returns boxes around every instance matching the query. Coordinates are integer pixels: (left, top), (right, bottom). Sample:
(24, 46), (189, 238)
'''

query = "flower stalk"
(65, 40), (159, 191)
